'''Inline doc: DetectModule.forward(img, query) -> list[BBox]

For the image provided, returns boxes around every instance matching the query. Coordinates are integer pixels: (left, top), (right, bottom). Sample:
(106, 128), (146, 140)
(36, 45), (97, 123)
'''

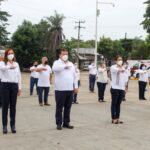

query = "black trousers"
(0, 80), (2, 107)
(38, 87), (50, 104)
(138, 81), (147, 100)
(111, 88), (124, 120)
(1, 82), (18, 127)
(55, 91), (73, 125)
(97, 82), (107, 101)
(89, 74), (96, 92)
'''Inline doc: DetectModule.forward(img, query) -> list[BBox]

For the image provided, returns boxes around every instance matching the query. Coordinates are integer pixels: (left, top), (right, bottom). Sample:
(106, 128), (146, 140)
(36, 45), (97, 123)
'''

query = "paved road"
(0, 73), (150, 150)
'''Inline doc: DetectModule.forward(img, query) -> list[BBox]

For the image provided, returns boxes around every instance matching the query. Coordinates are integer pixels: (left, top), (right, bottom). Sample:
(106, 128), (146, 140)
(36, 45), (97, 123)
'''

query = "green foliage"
(0, 9), (11, 46)
(141, 1), (150, 33)
(11, 11), (65, 68)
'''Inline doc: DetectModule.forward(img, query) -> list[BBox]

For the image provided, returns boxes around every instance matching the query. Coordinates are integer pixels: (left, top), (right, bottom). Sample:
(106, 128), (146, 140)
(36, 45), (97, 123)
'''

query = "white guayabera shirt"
(52, 59), (78, 91)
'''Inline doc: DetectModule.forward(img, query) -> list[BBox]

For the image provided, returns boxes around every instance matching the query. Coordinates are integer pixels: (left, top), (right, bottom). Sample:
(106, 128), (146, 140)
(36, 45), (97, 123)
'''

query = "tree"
(141, 0), (150, 33)
(0, 3), (11, 46)
(11, 20), (42, 68)
(46, 11), (65, 54)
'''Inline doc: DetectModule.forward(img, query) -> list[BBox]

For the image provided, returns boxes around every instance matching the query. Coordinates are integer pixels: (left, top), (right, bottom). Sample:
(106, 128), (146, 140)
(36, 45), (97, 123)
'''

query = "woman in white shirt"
(110, 55), (128, 124)
(30, 61), (39, 95)
(36, 57), (52, 106)
(97, 62), (108, 102)
(0, 49), (21, 134)
(137, 64), (148, 100)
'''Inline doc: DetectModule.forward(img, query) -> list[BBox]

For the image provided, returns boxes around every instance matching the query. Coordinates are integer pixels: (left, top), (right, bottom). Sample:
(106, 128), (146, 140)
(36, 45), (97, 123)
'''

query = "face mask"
(117, 60), (123, 66)
(7, 54), (14, 61)
(62, 55), (68, 62)
(142, 66), (146, 70)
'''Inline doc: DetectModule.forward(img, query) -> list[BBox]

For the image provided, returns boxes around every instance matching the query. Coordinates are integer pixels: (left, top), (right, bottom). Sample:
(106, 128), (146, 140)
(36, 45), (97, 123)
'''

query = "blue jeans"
(89, 74), (96, 92)
(30, 77), (38, 95)
(38, 87), (50, 104)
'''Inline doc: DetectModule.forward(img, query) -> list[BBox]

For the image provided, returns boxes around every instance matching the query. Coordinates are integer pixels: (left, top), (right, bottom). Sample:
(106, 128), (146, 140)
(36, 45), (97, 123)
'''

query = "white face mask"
(142, 66), (146, 70)
(117, 60), (123, 66)
(7, 54), (14, 61)
(62, 55), (68, 62)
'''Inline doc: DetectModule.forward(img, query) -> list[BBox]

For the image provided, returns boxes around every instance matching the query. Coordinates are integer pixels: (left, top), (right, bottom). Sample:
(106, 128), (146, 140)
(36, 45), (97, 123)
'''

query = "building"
(72, 48), (104, 70)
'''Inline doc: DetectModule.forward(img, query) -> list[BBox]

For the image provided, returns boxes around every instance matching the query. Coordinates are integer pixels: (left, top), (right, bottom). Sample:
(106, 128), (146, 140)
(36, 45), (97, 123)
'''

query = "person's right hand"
(42, 68), (47, 71)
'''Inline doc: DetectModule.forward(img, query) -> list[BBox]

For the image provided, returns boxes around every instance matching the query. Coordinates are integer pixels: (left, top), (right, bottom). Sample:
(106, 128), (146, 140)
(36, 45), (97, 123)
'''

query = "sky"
(1, 0), (148, 40)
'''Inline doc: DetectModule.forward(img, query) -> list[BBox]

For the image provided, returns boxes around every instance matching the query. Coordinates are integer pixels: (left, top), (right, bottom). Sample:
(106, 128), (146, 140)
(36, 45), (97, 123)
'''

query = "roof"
(73, 48), (101, 56)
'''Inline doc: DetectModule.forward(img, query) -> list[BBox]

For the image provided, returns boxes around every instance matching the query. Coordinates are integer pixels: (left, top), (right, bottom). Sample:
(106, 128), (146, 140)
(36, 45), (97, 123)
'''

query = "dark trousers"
(55, 91), (73, 125)
(89, 74), (96, 92)
(73, 80), (80, 103)
(1, 82), (18, 127)
(138, 81), (147, 99)
(30, 77), (38, 95)
(111, 88), (124, 120)
(0, 80), (2, 107)
(97, 82), (107, 101)
(38, 87), (50, 104)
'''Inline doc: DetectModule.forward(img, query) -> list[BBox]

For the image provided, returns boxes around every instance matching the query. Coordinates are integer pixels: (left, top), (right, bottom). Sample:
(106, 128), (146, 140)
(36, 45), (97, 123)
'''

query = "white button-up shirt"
(52, 59), (78, 91)
(37, 64), (52, 87)
(75, 68), (80, 81)
(110, 65), (128, 90)
(136, 69), (148, 82)
(88, 64), (97, 75)
(97, 67), (108, 83)
(0, 61), (21, 89)
(30, 66), (39, 78)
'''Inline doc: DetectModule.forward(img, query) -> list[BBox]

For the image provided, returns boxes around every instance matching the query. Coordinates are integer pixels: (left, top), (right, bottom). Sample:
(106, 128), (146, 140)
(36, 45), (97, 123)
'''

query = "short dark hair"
(140, 64), (146, 69)
(56, 48), (68, 59)
(115, 55), (122, 61)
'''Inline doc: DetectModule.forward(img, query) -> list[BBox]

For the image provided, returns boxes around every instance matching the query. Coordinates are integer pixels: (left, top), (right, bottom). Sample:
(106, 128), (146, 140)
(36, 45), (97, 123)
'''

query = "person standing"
(36, 57), (52, 106)
(88, 62), (97, 93)
(52, 48), (78, 130)
(72, 63), (80, 104)
(0, 49), (21, 134)
(0, 52), (5, 108)
(110, 55), (128, 124)
(122, 62), (131, 101)
(97, 62), (108, 102)
(137, 64), (148, 100)
(30, 61), (39, 95)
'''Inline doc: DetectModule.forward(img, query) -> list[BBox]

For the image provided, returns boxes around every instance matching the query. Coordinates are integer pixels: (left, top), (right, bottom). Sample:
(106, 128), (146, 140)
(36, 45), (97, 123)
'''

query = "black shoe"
(44, 103), (51, 106)
(3, 126), (8, 134)
(57, 125), (62, 130)
(63, 124), (74, 129)
(143, 98), (147, 100)
(102, 100), (106, 102)
(11, 126), (16, 134)
(74, 102), (79, 104)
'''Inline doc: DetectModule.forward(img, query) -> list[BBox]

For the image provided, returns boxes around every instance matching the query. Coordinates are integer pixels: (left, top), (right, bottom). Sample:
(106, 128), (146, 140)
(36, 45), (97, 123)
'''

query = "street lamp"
(95, 0), (115, 66)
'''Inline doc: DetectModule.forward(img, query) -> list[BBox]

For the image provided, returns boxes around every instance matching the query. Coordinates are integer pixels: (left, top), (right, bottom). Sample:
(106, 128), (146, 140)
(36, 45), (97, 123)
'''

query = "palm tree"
(46, 11), (65, 54)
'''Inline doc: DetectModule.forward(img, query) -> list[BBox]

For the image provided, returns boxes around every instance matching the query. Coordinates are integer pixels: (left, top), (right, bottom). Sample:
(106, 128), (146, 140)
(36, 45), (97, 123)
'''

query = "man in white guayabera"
(52, 48), (78, 130)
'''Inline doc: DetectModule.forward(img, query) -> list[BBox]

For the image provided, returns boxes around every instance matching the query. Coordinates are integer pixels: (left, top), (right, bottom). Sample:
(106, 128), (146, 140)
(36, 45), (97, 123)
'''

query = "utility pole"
(95, 0), (115, 66)
(75, 20), (85, 66)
